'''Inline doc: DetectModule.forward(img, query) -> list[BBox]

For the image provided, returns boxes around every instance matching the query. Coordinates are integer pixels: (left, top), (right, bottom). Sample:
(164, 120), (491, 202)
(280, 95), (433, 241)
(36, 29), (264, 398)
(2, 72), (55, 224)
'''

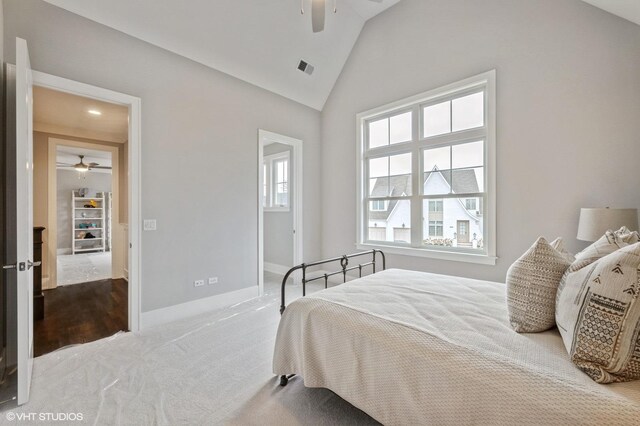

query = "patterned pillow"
(570, 230), (628, 272)
(615, 226), (640, 244)
(555, 242), (640, 383)
(506, 237), (571, 333)
(550, 237), (576, 264)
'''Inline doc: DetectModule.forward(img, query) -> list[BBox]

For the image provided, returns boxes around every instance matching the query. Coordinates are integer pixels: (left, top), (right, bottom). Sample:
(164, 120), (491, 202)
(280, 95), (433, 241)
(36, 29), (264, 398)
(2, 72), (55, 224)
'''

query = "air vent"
(297, 60), (315, 76)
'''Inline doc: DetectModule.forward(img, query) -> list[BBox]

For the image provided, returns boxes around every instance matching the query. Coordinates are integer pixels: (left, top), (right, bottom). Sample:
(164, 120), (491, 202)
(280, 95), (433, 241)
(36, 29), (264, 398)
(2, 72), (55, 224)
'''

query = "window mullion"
(410, 106), (421, 248)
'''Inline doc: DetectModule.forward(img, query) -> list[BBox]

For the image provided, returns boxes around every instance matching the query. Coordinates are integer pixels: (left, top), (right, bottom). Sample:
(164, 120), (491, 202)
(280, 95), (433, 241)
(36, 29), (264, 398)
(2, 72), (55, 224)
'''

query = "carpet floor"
(12, 273), (378, 425)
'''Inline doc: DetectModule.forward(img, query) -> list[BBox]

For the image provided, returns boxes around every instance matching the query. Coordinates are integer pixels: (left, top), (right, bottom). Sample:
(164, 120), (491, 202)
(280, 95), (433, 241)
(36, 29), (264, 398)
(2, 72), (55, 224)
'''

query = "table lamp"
(577, 208), (639, 242)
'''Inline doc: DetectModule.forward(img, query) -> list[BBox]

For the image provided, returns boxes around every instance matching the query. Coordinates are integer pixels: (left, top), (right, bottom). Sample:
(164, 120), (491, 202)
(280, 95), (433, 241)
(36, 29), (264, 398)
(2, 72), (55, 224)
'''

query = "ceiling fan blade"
(311, 0), (325, 33)
(91, 166), (112, 170)
(88, 162), (100, 167)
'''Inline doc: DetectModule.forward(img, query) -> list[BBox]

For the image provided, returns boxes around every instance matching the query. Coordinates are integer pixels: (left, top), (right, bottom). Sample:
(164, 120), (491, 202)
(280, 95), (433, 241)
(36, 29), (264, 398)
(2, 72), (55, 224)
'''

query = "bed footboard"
(278, 250), (385, 387)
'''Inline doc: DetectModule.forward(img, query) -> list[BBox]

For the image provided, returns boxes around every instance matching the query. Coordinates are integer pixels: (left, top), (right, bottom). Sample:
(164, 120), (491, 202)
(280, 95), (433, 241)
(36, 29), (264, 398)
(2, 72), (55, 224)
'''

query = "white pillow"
(550, 237), (575, 263)
(570, 230), (628, 272)
(506, 237), (571, 332)
(556, 242), (640, 383)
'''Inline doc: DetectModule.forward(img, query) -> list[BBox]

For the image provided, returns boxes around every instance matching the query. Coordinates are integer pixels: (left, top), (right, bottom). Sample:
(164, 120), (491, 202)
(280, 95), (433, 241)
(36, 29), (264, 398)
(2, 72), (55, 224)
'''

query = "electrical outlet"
(143, 219), (157, 231)
(208, 277), (218, 285)
(194, 279), (205, 288)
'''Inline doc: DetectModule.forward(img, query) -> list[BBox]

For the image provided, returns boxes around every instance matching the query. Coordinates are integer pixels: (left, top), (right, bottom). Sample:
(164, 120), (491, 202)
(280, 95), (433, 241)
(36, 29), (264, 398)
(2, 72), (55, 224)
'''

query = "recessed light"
(88, 109), (102, 116)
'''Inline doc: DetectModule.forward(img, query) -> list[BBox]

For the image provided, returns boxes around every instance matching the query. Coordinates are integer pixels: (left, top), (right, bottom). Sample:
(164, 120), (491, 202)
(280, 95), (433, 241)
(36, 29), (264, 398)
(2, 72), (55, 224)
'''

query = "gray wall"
(4, 0), (322, 312)
(263, 142), (293, 267)
(56, 169), (111, 251)
(321, 0), (640, 283)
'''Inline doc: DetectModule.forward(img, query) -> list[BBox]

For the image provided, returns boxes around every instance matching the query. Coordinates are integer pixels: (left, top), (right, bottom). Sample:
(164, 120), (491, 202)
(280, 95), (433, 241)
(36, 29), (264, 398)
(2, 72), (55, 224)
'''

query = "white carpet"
(57, 252), (112, 286)
(11, 274), (378, 425)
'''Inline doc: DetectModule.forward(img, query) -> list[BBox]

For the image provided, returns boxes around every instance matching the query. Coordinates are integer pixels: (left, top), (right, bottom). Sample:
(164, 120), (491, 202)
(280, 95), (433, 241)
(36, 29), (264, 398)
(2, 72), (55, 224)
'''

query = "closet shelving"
(72, 191), (106, 254)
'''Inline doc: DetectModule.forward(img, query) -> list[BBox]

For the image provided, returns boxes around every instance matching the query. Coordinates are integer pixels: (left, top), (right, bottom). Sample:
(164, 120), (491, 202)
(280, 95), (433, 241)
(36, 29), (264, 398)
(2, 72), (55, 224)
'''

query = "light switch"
(143, 219), (157, 231)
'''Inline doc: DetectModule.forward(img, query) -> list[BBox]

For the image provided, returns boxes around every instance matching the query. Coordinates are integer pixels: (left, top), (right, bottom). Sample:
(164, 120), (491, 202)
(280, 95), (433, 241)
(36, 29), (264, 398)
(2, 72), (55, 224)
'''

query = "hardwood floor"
(34, 279), (128, 357)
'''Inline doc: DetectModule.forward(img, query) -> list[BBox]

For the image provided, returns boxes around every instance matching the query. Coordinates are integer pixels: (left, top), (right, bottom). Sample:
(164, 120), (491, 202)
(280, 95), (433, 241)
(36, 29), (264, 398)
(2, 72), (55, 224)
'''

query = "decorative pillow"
(506, 237), (571, 333)
(615, 226), (640, 244)
(550, 237), (576, 264)
(570, 230), (628, 272)
(556, 242), (640, 383)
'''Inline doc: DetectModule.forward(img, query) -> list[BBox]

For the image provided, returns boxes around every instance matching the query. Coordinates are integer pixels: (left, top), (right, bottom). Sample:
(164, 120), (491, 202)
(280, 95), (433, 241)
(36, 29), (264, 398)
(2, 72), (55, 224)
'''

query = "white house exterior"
(368, 168), (483, 248)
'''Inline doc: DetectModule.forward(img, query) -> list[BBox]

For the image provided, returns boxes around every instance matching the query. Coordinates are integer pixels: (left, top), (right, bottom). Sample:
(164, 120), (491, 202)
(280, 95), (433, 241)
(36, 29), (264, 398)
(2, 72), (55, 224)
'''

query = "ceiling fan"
(303, 0), (383, 33)
(57, 155), (112, 172)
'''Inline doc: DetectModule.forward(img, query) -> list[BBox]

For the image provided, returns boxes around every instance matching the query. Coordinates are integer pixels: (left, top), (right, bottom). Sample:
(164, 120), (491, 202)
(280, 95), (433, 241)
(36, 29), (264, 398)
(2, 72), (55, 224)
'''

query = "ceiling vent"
(298, 60), (315, 76)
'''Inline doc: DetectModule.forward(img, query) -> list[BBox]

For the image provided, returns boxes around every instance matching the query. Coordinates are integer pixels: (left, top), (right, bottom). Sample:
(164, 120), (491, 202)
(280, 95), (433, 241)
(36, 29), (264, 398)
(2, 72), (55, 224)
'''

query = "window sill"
(264, 207), (290, 213)
(356, 243), (497, 266)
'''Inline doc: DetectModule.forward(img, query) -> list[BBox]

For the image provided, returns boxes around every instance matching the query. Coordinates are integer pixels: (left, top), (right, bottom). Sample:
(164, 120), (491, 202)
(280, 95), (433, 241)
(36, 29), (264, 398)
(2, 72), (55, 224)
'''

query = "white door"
(15, 37), (35, 405)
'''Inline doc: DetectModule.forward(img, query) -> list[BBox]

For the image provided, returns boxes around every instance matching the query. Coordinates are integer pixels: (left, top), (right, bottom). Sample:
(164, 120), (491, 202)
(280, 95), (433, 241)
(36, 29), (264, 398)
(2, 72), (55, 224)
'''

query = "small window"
(465, 198), (477, 211)
(263, 152), (290, 211)
(370, 200), (388, 211)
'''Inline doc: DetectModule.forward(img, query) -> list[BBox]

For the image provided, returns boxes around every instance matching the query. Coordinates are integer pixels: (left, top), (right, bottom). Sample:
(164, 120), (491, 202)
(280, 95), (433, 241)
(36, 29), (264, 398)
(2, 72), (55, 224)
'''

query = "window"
(370, 200), (388, 211)
(465, 198), (477, 211)
(356, 71), (496, 265)
(263, 151), (290, 211)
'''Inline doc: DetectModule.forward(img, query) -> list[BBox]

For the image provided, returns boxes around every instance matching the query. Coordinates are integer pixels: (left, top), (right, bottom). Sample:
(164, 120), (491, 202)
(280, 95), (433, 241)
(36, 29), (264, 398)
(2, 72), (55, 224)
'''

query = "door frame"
(257, 130), (303, 296)
(46, 139), (121, 287)
(28, 69), (142, 332)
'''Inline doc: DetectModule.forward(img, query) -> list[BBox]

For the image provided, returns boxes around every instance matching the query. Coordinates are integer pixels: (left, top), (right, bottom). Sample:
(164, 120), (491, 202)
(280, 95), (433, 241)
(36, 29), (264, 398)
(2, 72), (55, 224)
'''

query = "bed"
(272, 255), (640, 425)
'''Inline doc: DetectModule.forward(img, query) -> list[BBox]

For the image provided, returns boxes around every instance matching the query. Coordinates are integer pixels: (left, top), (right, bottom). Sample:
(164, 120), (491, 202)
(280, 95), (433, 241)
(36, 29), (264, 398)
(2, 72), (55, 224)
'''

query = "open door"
(5, 37), (36, 405)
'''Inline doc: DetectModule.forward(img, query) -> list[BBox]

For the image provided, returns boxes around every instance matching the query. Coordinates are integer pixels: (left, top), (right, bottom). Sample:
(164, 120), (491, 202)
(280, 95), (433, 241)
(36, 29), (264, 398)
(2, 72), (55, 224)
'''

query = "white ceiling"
(34, 86), (129, 143)
(42, 0), (402, 110)
(57, 146), (113, 174)
(581, 0), (640, 26)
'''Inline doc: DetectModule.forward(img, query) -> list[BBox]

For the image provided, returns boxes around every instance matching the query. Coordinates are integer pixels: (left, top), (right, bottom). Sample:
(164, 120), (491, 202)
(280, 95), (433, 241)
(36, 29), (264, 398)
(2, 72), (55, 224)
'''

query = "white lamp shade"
(577, 208), (639, 242)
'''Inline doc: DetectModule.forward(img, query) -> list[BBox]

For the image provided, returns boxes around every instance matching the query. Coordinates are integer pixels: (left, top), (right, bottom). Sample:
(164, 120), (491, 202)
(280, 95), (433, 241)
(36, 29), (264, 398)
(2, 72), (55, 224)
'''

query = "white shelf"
(72, 191), (107, 255)
(74, 247), (105, 252)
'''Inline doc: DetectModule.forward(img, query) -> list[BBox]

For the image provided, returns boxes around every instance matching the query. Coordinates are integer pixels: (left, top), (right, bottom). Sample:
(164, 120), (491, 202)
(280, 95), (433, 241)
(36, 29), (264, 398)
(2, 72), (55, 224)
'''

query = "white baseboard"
(264, 262), (291, 275)
(57, 248), (72, 255)
(140, 286), (259, 330)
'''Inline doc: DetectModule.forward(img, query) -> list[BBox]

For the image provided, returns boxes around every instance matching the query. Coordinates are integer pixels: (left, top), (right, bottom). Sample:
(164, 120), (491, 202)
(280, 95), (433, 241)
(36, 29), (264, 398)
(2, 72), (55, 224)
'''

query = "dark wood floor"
(34, 279), (128, 357)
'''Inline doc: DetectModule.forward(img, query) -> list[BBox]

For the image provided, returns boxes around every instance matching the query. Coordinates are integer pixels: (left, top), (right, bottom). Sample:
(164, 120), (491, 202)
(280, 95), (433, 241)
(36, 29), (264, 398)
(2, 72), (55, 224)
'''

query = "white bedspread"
(273, 269), (640, 425)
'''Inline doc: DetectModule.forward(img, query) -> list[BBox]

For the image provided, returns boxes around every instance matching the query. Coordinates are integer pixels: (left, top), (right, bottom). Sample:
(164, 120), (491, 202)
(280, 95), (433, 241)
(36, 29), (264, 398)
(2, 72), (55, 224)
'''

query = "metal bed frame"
(278, 249), (386, 386)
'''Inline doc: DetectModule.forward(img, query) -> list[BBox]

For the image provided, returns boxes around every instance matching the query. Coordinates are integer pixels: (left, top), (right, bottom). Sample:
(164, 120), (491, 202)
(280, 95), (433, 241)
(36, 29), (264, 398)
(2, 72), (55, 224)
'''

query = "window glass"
(389, 111), (412, 144)
(368, 200), (411, 243)
(369, 153), (412, 197)
(422, 198), (483, 250)
(452, 92), (484, 132)
(369, 118), (389, 148)
(423, 146), (451, 196)
(423, 101), (451, 138)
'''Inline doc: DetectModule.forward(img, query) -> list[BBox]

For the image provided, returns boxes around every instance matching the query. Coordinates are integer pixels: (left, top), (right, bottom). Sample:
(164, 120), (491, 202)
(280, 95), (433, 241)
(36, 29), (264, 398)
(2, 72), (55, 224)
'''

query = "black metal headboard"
(279, 250), (385, 314)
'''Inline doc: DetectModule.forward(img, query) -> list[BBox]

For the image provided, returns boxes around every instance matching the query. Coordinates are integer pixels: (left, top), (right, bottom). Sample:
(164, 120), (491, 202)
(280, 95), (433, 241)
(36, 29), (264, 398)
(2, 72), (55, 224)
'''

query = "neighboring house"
(368, 167), (483, 247)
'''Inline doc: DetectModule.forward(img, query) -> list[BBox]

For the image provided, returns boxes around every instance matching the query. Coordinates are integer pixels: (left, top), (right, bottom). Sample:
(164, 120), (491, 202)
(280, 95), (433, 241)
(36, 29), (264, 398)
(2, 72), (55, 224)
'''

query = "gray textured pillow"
(507, 237), (571, 333)
(556, 242), (640, 383)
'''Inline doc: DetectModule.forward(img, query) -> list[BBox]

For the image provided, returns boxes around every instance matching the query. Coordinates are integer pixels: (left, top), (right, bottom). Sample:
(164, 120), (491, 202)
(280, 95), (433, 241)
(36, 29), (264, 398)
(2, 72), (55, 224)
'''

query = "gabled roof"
(369, 168), (479, 222)
(426, 168), (480, 194)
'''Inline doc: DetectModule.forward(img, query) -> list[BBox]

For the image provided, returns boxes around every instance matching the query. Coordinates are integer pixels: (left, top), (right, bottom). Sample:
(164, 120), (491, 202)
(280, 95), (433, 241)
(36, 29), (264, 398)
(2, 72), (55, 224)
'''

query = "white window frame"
(263, 151), (290, 212)
(356, 70), (497, 265)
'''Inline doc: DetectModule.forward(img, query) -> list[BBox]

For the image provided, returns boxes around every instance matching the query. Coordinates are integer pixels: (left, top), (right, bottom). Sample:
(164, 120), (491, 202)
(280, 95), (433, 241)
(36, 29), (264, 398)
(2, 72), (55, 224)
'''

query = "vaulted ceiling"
(41, 1), (639, 111)
(43, 0), (402, 110)
(581, 0), (640, 26)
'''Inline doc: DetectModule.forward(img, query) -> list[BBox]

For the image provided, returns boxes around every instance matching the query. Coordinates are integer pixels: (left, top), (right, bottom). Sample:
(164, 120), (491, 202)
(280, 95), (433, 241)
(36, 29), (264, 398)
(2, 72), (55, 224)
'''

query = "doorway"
(30, 87), (129, 356)
(257, 130), (303, 296)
